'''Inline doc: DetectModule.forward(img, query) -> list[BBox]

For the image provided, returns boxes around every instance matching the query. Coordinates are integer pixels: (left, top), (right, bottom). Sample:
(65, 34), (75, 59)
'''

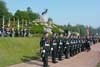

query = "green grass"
(0, 37), (40, 67)
(97, 62), (100, 67)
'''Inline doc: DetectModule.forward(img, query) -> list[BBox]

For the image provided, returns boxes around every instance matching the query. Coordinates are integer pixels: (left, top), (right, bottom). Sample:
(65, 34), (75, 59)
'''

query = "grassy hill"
(0, 37), (40, 67)
(30, 22), (63, 34)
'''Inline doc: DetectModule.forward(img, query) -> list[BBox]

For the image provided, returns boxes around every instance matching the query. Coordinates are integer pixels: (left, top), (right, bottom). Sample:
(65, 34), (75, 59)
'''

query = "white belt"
(60, 42), (62, 45)
(45, 44), (49, 46)
(53, 43), (57, 45)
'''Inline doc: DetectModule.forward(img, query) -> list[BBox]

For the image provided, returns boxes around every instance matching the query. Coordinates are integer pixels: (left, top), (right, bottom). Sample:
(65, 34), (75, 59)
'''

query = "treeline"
(0, 0), (39, 25)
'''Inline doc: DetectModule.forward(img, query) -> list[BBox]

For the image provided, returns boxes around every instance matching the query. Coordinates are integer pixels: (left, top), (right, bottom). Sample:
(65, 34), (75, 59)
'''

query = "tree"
(27, 7), (32, 12)
(27, 7), (40, 22)
(14, 7), (40, 22)
(0, 0), (8, 16)
(0, 0), (13, 27)
(14, 10), (29, 21)
(76, 24), (87, 36)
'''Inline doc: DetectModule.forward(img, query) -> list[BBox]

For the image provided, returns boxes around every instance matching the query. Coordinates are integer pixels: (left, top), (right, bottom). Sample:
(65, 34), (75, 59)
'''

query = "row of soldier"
(0, 28), (30, 37)
(40, 32), (100, 67)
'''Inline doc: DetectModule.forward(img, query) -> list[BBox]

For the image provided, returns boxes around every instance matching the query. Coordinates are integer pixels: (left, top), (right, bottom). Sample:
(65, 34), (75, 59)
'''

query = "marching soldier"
(76, 37), (80, 54)
(84, 36), (91, 52)
(40, 32), (50, 67)
(74, 37), (78, 55)
(57, 33), (64, 61)
(50, 33), (58, 63)
(81, 37), (85, 52)
(69, 36), (74, 57)
(63, 35), (70, 59)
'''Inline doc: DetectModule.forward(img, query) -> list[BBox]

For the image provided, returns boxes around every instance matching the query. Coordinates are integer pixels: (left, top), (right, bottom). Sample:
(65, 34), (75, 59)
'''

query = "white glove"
(42, 50), (45, 53)
(51, 48), (53, 51)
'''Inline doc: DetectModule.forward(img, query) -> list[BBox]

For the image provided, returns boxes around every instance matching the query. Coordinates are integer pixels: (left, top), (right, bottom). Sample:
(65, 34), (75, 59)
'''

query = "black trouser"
(58, 48), (63, 61)
(64, 48), (69, 58)
(70, 45), (73, 57)
(85, 43), (91, 51)
(52, 49), (57, 63)
(81, 44), (85, 51)
(43, 57), (48, 67)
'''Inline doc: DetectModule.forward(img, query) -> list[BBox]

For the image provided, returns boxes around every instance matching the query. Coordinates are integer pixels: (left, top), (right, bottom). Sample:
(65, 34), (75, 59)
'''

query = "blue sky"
(3, 0), (100, 28)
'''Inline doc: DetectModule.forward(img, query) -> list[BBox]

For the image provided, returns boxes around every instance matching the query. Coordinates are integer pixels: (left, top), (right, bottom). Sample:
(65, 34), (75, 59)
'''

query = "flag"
(17, 19), (20, 31)
(8, 17), (10, 27)
(22, 19), (24, 30)
(2, 16), (5, 33)
(25, 20), (27, 27)
(42, 9), (48, 15)
(86, 25), (90, 36)
(2, 16), (4, 29)
(6, 17), (11, 32)
(12, 17), (15, 32)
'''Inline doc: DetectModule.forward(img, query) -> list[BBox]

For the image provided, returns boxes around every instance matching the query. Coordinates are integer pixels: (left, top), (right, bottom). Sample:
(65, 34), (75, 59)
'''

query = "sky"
(3, 0), (100, 28)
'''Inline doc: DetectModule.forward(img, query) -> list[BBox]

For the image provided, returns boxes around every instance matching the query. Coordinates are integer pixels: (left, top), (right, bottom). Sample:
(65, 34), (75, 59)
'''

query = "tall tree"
(0, 0), (13, 27)
(27, 7), (40, 22)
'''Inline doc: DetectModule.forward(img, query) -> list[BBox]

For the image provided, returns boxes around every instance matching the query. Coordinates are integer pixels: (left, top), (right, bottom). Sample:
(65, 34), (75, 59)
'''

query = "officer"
(57, 33), (64, 61)
(40, 32), (50, 67)
(50, 33), (58, 63)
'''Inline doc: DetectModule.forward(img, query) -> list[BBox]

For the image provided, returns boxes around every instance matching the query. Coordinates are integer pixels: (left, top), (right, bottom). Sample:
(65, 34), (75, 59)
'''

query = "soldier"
(50, 33), (58, 63)
(76, 36), (80, 54)
(73, 36), (77, 56)
(98, 36), (100, 42)
(81, 37), (85, 52)
(57, 33), (64, 61)
(74, 36), (78, 55)
(92, 36), (96, 45)
(40, 32), (50, 67)
(63, 35), (70, 59)
(69, 35), (74, 57)
(84, 36), (91, 52)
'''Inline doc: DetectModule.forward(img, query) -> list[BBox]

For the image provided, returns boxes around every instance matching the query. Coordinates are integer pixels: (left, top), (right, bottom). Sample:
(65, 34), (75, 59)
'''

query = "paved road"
(9, 43), (100, 67)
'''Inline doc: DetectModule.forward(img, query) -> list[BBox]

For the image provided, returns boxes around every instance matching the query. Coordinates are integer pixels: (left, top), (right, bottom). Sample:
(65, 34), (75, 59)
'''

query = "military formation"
(40, 32), (100, 67)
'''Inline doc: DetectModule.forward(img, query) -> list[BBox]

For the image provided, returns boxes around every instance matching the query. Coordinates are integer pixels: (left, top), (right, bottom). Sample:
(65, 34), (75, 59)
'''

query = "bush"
(30, 24), (44, 34)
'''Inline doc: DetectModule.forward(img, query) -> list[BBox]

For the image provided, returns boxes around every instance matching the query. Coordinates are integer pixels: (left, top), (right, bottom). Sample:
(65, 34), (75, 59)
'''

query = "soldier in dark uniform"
(76, 36), (80, 54)
(84, 36), (91, 52)
(73, 36), (77, 56)
(98, 36), (100, 42)
(50, 33), (58, 63)
(92, 36), (96, 45)
(57, 33), (64, 61)
(40, 32), (50, 67)
(63, 35), (70, 59)
(74, 36), (78, 55)
(69, 35), (75, 57)
(81, 37), (85, 52)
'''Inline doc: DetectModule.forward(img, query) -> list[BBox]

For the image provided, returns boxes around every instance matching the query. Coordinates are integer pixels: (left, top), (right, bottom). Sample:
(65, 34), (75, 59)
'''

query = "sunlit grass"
(0, 37), (40, 67)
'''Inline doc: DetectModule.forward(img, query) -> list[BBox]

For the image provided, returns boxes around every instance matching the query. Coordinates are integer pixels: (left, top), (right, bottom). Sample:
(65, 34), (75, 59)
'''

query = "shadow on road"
(21, 51), (42, 66)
